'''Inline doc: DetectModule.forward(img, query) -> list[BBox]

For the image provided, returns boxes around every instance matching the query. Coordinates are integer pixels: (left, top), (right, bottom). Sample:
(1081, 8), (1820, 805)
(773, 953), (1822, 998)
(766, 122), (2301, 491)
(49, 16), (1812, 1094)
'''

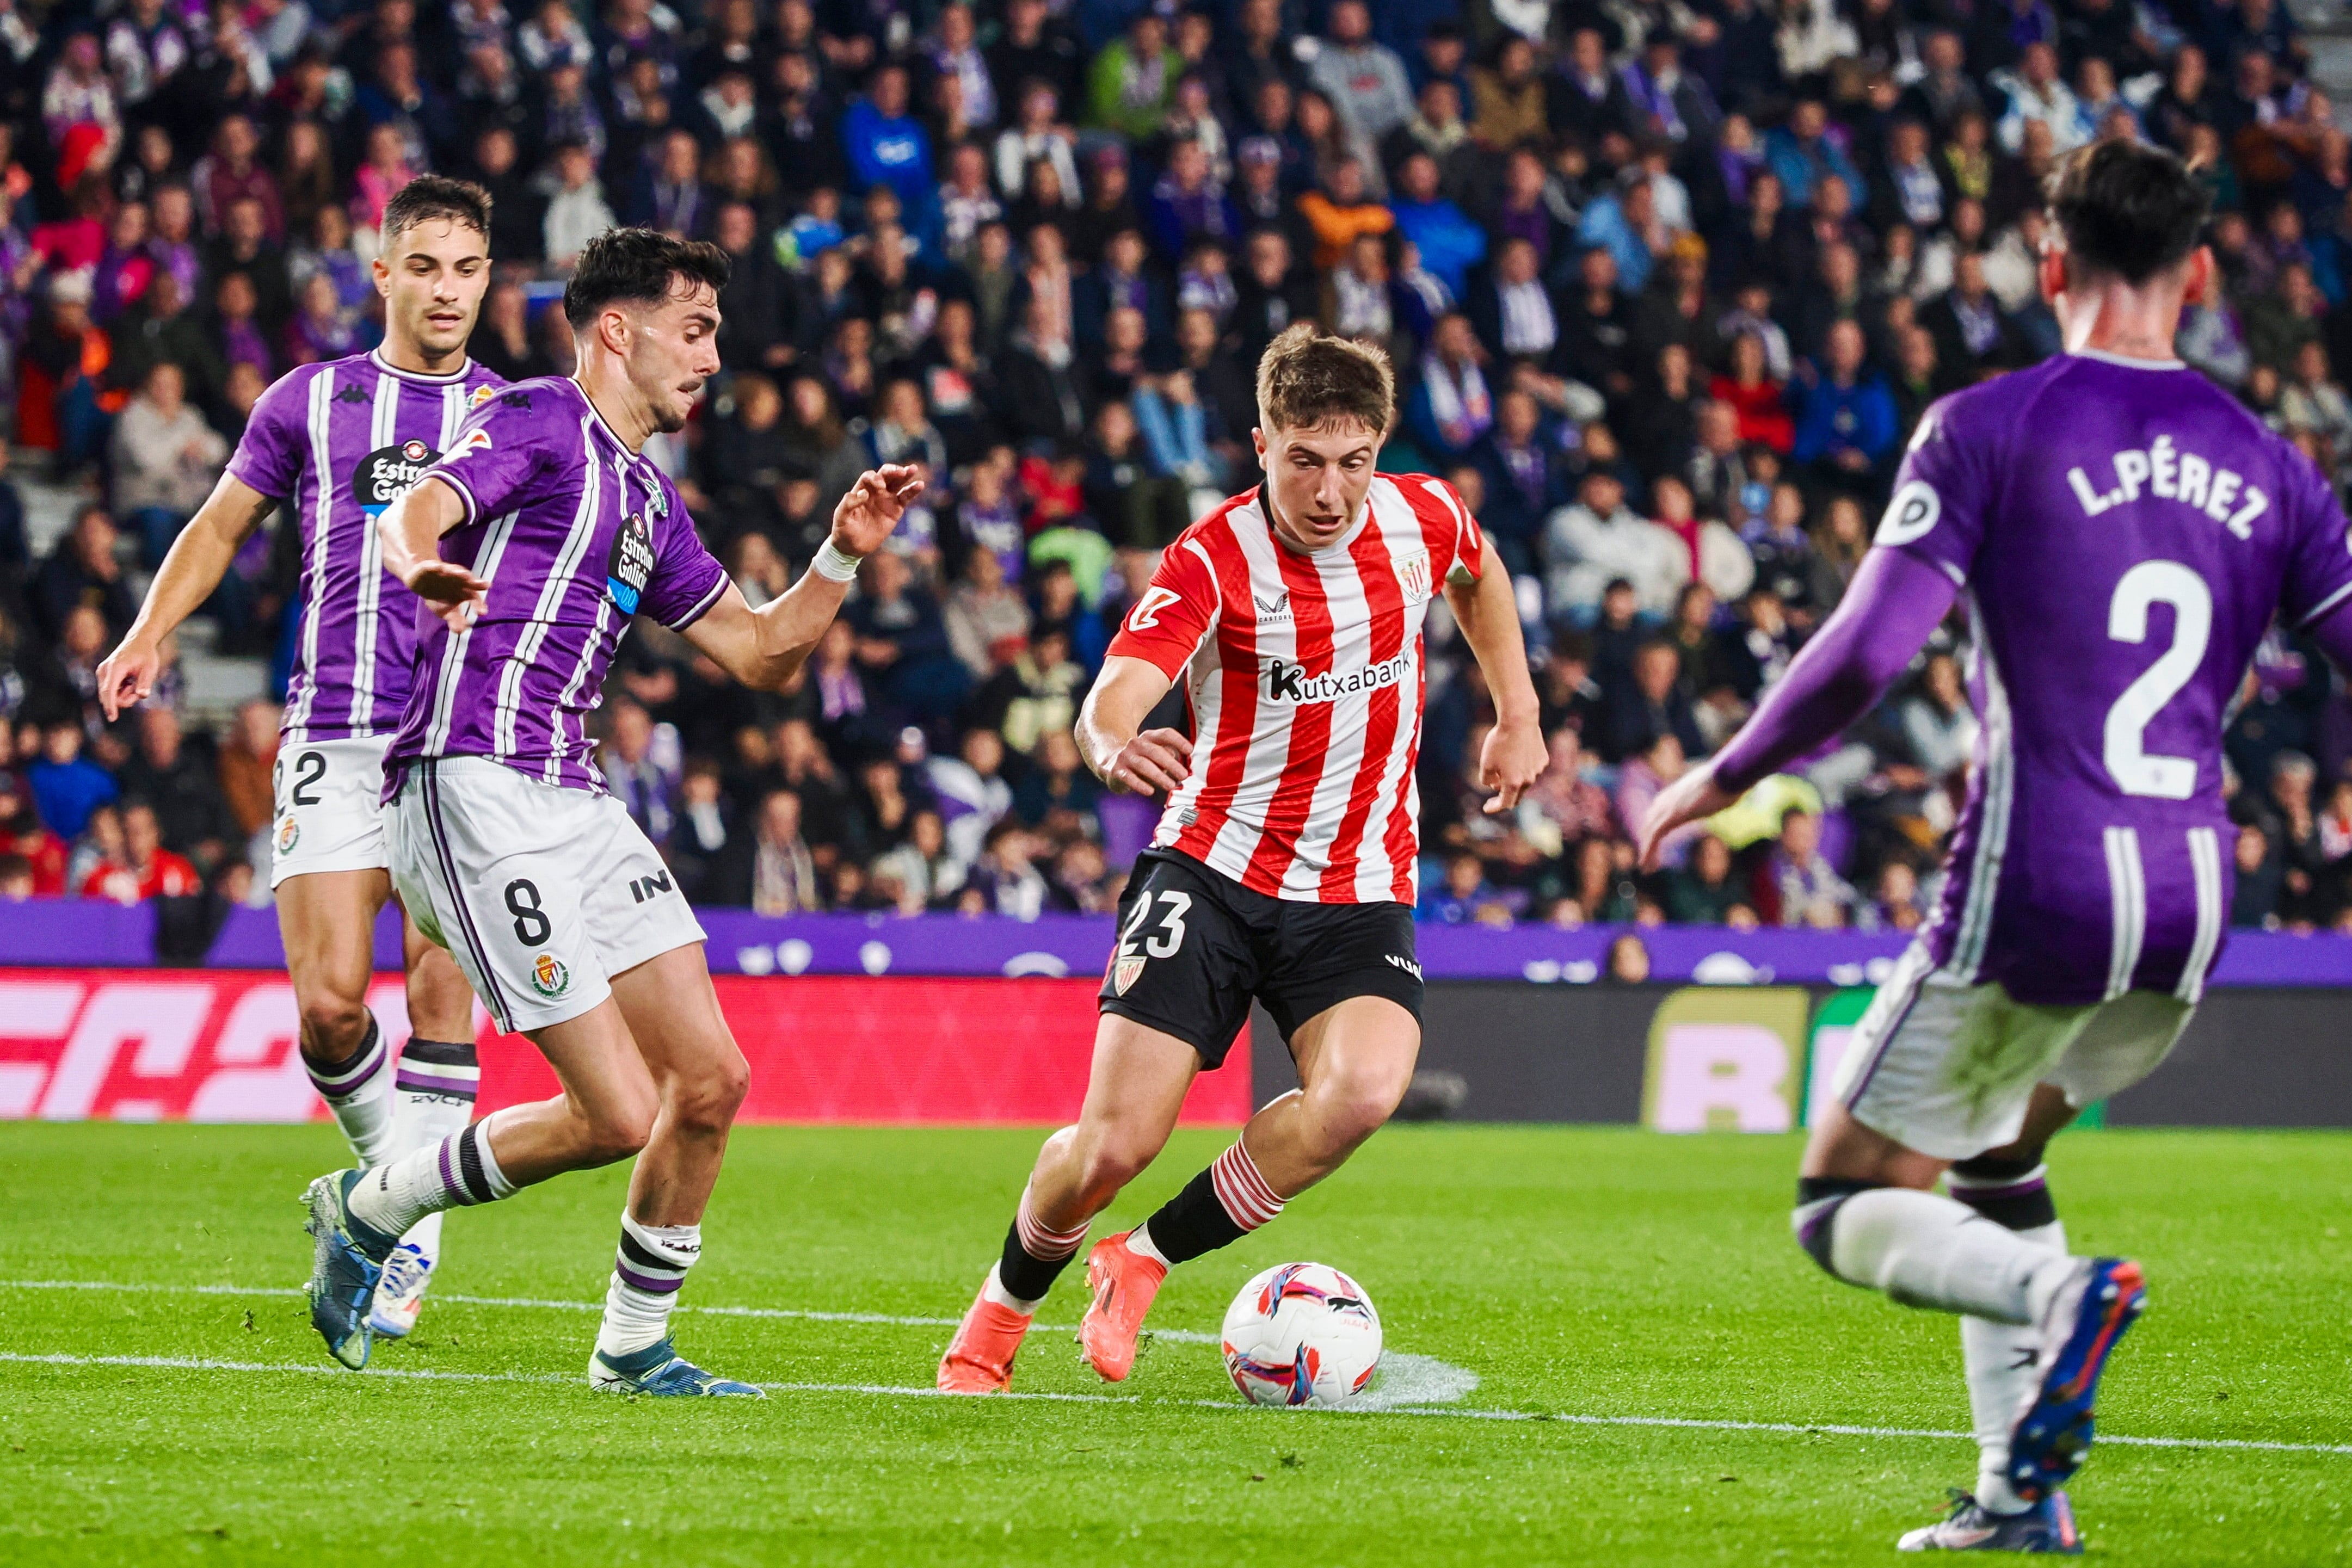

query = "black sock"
(997, 1220), (1080, 1303)
(1138, 1166), (1249, 1266)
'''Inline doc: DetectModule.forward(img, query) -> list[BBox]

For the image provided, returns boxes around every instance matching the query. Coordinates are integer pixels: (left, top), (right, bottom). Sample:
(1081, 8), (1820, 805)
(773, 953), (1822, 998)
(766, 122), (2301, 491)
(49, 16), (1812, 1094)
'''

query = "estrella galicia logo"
(607, 507), (656, 614)
(350, 439), (440, 517)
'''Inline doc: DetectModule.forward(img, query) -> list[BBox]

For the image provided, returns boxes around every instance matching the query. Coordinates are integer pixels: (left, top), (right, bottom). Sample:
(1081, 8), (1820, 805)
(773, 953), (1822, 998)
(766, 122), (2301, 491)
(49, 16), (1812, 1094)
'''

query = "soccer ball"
(1220, 1262), (1382, 1407)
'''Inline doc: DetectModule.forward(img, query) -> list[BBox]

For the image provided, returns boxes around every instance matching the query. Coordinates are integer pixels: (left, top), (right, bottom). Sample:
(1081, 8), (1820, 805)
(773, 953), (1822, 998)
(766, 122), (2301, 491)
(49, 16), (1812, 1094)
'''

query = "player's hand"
(403, 559), (492, 632)
(1636, 760), (1738, 872)
(830, 464), (926, 558)
(1100, 727), (1192, 794)
(94, 635), (162, 721)
(1477, 713), (1548, 815)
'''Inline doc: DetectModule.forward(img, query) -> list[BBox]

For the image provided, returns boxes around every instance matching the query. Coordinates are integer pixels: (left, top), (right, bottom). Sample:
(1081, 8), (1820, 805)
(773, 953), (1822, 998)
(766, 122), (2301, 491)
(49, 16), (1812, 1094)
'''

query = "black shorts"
(1098, 848), (1424, 1069)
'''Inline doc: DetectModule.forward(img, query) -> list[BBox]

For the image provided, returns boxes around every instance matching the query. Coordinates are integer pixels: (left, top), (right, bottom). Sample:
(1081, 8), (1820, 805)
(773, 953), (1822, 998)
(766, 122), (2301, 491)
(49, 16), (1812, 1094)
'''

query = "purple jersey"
(1888, 351), (2352, 1004)
(226, 351), (507, 744)
(384, 376), (730, 796)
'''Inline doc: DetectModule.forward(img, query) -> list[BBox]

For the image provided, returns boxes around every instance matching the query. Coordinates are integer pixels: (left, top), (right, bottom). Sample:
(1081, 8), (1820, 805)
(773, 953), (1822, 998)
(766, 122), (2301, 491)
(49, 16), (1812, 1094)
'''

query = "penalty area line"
(1, 1349), (2349, 1459)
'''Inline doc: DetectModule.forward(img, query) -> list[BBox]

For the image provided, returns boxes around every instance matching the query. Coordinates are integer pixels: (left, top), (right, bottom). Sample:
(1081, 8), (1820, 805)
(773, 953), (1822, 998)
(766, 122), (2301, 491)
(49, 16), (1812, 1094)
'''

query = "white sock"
(304, 1016), (398, 1166)
(347, 1116), (518, 1242)
(1124, 1223), (1171, 1267)
(1962, 1219), (2067, 1513)
(1826, 1188), (2077, 1325)
(598, 1214), (701, 1359)
(981, 1262), (1042, 1315)
(387, 1039), (479, 1257)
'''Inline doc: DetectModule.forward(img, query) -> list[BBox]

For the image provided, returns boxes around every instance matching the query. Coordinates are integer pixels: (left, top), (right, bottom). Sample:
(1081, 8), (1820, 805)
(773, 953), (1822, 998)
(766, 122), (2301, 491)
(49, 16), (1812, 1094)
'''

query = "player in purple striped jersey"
(294, 229), (923, 1392)
(96, 178), (502, 1341)
(1643, 142), (2352, 1553)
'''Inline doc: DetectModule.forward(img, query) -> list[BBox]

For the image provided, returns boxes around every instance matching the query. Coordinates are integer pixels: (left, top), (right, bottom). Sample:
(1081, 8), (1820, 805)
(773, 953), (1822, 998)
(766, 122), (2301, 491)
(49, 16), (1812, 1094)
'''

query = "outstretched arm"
(378, 474), (491, 632)
(682, 464), (925, 691)
(1637, 546), (1959, 868)
(96, 473), (276, 718)
(1444, 532), (1547, 814)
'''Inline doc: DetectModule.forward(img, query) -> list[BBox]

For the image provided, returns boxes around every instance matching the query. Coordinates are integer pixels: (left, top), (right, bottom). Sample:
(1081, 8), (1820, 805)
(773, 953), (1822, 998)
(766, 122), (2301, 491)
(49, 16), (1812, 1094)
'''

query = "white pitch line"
(5, 1281), (2350, 1458)
(5, 1351), (2352, 1458)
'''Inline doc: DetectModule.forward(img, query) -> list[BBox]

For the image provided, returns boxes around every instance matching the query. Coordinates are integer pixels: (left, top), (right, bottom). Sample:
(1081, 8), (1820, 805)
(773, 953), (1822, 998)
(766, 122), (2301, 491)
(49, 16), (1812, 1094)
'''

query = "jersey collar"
(369, 348), (476, 384)
(2071, 348), (2187, 372)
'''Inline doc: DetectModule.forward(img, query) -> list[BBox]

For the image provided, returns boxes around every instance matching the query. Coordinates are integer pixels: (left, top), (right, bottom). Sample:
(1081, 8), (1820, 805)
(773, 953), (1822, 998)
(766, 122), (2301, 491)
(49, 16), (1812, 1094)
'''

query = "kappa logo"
(528, 953), (571, 998)
(1113, 955), (1148, 995)
(333, 385), (369, 405)
(501, 391), (534, 410)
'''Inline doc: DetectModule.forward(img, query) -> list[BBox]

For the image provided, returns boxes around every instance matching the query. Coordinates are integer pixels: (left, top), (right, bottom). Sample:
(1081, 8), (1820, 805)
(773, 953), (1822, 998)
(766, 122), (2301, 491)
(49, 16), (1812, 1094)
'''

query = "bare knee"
(668, 1047), (750, 1135)
(297, 990), (372, 1060)
(1302, 1072), (1407, 1158)
(1072, 1126), (1160, 1203)
(576, 1096), (656, 1166)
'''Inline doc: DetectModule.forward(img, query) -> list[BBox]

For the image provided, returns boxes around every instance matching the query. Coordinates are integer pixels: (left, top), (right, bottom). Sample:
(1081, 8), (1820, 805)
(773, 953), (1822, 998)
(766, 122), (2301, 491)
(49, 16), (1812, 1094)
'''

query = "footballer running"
(1642, 139), (2352, 1552)
(96, 178), (503, 1339)
(938, 323), (1548, 1395)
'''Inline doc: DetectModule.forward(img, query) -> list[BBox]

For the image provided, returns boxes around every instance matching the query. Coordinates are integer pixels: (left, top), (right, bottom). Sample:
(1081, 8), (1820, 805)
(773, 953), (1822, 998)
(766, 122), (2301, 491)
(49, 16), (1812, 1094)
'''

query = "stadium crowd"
(3, 0), (2352, 937)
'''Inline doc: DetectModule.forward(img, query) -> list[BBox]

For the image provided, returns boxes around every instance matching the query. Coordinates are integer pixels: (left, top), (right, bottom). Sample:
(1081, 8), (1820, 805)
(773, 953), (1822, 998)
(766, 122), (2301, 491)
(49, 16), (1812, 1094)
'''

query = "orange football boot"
(937, 1282), (1035, 1393)
(1077, 1232), (1168, 1382)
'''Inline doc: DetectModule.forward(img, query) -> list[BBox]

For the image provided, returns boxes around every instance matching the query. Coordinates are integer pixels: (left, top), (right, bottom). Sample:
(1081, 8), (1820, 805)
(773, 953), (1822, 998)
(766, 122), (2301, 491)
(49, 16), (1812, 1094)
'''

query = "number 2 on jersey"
(1119, 890), (1191, 958)
(2103, 560), (2212, 800)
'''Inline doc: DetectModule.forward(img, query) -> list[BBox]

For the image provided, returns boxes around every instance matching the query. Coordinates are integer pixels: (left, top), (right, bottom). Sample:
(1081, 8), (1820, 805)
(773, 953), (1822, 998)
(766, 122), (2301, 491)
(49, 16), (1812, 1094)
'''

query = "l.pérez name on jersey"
(2065, 434), (2271, 537)
(1262, 647), (1412, 704)
(351, 440), (439, 514)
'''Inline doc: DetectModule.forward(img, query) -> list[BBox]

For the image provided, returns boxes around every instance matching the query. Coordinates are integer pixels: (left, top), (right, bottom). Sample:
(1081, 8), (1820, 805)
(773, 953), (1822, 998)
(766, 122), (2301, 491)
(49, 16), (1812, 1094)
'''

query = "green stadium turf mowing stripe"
(5, 1281), (2349, 1458)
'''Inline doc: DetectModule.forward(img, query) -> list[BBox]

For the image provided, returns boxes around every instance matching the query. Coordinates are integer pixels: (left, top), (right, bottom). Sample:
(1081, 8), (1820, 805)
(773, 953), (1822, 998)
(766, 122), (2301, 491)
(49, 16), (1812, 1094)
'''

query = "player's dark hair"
(381, 176), (493, 248)
(2047, 140), (2210, 286)
(563, 227), (732, 328)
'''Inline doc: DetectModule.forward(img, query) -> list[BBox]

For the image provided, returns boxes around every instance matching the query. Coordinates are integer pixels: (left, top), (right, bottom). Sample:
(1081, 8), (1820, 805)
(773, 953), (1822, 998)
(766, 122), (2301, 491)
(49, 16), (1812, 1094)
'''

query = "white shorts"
(1830, 943), (2195, 1160)
(385, 756), (706, 1033)
(270, 735), (394, 888)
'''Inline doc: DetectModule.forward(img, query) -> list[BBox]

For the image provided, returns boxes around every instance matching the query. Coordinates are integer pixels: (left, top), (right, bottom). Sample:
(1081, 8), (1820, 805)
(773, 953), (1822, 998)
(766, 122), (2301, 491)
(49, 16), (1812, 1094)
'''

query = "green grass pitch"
(0, 1122), (2346, 1565)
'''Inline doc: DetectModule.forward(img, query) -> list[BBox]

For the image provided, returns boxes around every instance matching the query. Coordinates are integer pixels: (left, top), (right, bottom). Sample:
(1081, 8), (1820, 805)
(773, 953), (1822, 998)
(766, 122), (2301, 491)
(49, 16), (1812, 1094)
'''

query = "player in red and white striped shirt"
(941, 325), (1546, 1394)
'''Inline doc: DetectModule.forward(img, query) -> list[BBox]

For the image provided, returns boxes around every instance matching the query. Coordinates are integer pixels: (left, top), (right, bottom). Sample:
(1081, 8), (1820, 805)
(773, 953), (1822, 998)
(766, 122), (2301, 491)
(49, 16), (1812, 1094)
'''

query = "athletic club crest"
(1395, 551), (1432, 603)
(529, 953), (571, 997)
(1113, 955), (1147, 994)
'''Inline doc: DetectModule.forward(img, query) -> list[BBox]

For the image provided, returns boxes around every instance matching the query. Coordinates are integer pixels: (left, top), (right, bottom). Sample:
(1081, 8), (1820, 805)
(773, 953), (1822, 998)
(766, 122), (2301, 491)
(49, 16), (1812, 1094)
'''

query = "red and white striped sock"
(990, 1186), (1090, 1310)
(1134, 1138), (1288, 1267)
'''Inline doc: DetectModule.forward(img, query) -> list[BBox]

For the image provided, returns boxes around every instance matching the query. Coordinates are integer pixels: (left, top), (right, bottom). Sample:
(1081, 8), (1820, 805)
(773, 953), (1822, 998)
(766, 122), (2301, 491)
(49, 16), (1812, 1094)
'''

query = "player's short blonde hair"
(1254, 323), (1394, 438)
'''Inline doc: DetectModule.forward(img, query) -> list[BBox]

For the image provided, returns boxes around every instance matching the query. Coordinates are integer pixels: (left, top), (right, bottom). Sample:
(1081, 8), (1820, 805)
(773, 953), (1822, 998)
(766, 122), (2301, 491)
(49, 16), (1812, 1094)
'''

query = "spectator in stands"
(31, 505), (136, 643)
(78, 797), (199, 903)
(1755, 806), (1858, 928)
(1545, 471), (1676, 625)
(116, 705), (232, 868)
(0, 767), (66, 894)
(600, 697), (681, 845)
(29, 718), (117, 842)
(108, 361), (226, 568)
(1789, 319), (1897, 491)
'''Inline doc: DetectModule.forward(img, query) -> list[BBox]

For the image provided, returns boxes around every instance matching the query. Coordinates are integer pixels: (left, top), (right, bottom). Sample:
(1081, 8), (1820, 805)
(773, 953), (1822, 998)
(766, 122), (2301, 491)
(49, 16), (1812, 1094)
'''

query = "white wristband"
(811, 539), (864, 583)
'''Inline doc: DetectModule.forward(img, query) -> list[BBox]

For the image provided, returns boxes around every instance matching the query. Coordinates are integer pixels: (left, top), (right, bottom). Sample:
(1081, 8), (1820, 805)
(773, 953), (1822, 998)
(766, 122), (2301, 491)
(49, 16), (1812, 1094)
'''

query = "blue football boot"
(589, 1337), (766, 1397)
(2009, 1258), (2148, 1502)
(1898, 1490), (2082, 1553)
(301, 1170), (398, 1370)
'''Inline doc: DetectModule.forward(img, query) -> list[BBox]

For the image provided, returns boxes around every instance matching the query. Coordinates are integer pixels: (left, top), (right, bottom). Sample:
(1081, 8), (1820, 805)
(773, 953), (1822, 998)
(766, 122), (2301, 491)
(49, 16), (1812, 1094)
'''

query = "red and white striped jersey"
(1106, 473), (1485, 904)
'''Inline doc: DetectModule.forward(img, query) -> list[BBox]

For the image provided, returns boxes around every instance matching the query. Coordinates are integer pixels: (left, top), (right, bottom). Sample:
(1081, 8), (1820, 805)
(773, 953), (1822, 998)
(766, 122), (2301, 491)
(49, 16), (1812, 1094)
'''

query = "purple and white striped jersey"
(1885, 351), (2352, 1005)
(226, 350), (507, 744)
(384, 376), (730, 797)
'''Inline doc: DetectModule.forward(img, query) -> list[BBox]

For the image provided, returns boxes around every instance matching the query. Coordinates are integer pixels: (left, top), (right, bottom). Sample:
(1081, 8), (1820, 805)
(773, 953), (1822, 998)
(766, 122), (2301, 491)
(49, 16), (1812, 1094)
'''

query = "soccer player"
(938, 324), (1547, 1394)
(1641, 141), (2352, 1552)
(296, 227), (922, 1391)
(95, 178), (502, 1339)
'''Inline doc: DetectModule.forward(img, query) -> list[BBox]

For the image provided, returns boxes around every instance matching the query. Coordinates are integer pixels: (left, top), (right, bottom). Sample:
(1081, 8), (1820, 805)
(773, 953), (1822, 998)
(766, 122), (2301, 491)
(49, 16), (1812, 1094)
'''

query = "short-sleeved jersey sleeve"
(222, 366), (315, 501)
(1871, 396), (1996, 585)
(1429, 474), (1486, 584)
(2277, 445), (2352, 627)
(420, 396), (558, 526)
(636, 474), (730, 632)
(1106, 535), (1221, 678)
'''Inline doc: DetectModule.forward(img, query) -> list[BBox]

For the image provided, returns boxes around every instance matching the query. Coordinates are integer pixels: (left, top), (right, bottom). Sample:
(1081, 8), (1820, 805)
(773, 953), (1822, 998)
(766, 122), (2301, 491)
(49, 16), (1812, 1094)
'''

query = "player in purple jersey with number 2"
(96, 179), (503, 1343)
(293, 229), (923, 1393)
(1644, 142), (2352, 1553)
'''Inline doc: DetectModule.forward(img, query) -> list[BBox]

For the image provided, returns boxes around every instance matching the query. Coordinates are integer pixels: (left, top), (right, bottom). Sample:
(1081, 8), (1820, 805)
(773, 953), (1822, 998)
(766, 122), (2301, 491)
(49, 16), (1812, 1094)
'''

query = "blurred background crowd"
(4, 0), (2352, 939)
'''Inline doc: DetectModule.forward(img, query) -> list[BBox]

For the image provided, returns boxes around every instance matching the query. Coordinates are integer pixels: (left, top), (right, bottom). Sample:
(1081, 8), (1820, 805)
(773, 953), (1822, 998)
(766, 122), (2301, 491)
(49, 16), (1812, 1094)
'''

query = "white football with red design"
(1221, 1262), (1382, 1407)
